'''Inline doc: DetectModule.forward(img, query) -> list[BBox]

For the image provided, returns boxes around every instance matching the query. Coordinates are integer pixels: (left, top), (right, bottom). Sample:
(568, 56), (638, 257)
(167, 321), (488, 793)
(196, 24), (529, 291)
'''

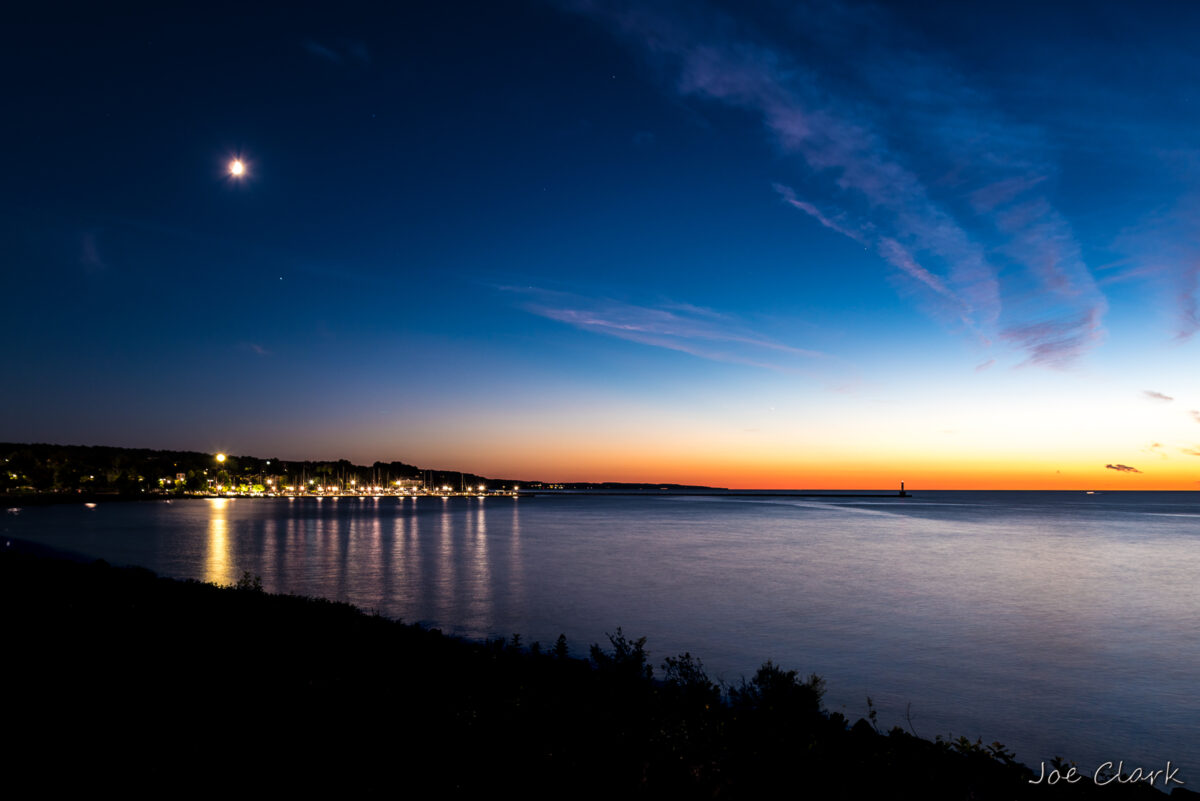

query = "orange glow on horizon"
(360, 449), (1200, 491)
(290, 392), (1200, 492)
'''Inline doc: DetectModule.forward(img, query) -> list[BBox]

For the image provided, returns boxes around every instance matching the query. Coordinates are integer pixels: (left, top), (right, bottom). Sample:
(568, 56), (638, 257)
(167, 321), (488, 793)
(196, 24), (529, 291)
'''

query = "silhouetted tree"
(729, 659), (824, 716)
(662, 652), (721, 708)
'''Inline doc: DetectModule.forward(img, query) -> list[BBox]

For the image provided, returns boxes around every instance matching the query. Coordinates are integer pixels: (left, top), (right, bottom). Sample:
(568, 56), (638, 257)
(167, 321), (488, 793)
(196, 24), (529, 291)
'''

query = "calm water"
(5, 491), (1198, 775)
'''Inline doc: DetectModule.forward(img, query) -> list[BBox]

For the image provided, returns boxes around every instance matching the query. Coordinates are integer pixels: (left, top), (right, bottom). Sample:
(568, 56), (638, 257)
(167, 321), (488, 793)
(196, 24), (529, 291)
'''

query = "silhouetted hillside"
(0, 441), (529, 495)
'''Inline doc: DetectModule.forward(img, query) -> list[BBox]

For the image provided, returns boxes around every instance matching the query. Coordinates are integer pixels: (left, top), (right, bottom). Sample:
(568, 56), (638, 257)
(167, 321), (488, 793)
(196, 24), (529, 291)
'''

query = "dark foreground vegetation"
(3, 545), (1191, 798)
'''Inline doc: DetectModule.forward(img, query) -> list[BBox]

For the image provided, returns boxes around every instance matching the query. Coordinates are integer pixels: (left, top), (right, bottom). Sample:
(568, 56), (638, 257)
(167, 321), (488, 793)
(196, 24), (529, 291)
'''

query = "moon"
(229, 159), (245, 177)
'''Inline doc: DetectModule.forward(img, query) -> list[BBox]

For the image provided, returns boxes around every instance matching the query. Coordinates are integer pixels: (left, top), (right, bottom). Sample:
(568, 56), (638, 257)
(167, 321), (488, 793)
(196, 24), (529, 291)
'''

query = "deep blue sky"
(5, 1), (1200, 486)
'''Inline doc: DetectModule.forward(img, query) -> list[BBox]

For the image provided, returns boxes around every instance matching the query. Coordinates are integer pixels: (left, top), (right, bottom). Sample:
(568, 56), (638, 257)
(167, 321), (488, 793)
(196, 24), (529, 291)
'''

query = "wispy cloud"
(80, 230), (107, 273)
(1180, 262), (1200, 341)
(1000, 307), (1103, 368)
(304, 41), (341, 63)
(1143, 390), (1174, 402)
(974, 358), (995, 372)
(1106, 464), (1141, 473)
(875, 236), (969, 321)
(968, 176), (1047, 214)
(238, 342), (271, 357)
(1114, 190), (1200, 341)
(772, 183), (865, 244)
(1191, 410), (1200, 423)
(571, 0), (1106, 366)
(504, 286), (826, 372)
(1096, 263), (1164, 288)
(303, 39), (369, 66)
(1181, 447), (1200, 457)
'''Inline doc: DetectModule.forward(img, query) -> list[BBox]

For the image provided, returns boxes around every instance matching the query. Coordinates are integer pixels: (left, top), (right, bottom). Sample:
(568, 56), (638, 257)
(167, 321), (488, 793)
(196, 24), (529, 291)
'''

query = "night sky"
(5, 1), (1200, 488)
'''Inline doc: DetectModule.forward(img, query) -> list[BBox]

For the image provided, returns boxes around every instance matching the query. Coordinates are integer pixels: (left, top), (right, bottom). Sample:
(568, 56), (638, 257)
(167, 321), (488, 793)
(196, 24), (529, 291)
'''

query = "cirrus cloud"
(502, 285), (827, 373)
(570, 0), (1106, 367)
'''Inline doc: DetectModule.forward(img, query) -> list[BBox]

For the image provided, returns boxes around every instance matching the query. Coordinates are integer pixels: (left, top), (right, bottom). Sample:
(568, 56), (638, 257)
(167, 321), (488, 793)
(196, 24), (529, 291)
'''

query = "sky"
(4, 0), (1200, 489)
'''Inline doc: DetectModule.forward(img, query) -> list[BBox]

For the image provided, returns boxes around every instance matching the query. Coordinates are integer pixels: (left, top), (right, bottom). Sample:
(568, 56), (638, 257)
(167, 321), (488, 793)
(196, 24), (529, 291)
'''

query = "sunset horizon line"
(4, 440), (1195, 493)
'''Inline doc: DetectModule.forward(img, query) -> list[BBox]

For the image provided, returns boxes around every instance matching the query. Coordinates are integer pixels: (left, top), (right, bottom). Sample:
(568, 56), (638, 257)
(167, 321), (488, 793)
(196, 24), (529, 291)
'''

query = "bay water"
(5, 490), (1197, 776)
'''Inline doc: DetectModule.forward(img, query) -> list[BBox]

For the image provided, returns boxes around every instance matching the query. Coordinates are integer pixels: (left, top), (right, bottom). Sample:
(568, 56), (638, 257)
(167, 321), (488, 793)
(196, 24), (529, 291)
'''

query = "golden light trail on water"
(206, 497), (232, 586)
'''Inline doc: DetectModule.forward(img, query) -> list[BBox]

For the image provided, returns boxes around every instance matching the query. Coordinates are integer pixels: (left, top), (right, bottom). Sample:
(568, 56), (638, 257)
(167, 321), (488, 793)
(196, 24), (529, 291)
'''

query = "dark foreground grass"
(1, 545), (1190, 798)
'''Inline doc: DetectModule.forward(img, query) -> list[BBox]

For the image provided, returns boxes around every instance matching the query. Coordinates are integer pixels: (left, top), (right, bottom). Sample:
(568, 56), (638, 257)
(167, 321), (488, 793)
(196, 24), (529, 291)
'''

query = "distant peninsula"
(0, 441), (723, 499)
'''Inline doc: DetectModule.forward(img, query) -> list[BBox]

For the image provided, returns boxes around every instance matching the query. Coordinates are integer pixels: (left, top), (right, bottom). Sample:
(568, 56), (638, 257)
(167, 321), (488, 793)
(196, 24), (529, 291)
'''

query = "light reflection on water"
(4, 491), (1199, 774)
(204, 497), (231, 586)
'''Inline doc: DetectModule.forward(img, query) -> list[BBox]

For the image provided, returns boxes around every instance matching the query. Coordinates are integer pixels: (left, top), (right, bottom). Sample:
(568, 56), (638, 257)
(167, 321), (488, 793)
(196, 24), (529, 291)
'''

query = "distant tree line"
(0, 442), (527, 495)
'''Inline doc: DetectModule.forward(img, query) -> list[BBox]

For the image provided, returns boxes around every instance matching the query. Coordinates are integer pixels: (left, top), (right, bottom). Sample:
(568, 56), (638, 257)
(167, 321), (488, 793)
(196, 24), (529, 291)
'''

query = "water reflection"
(204, 498), (232, 585)
(465, 498), (490, 634)
(434, 501), (455, 624)
(506, 500), (524, 620)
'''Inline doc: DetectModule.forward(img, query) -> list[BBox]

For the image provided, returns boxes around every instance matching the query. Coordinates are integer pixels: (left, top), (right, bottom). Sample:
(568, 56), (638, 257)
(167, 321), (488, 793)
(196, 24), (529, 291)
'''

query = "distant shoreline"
(524, 490), (912, 497)
(9, 488), (1200, 509)
(3, 489), (912, 508)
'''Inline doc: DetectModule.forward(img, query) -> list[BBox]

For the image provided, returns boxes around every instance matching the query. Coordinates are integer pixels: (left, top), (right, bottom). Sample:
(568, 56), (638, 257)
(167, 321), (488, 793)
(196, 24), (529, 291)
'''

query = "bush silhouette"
(661, 651), (720, 708)
(589, 627), (653, 682)
(232, 570), (263, 592)
(729, 658), (824, 716)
